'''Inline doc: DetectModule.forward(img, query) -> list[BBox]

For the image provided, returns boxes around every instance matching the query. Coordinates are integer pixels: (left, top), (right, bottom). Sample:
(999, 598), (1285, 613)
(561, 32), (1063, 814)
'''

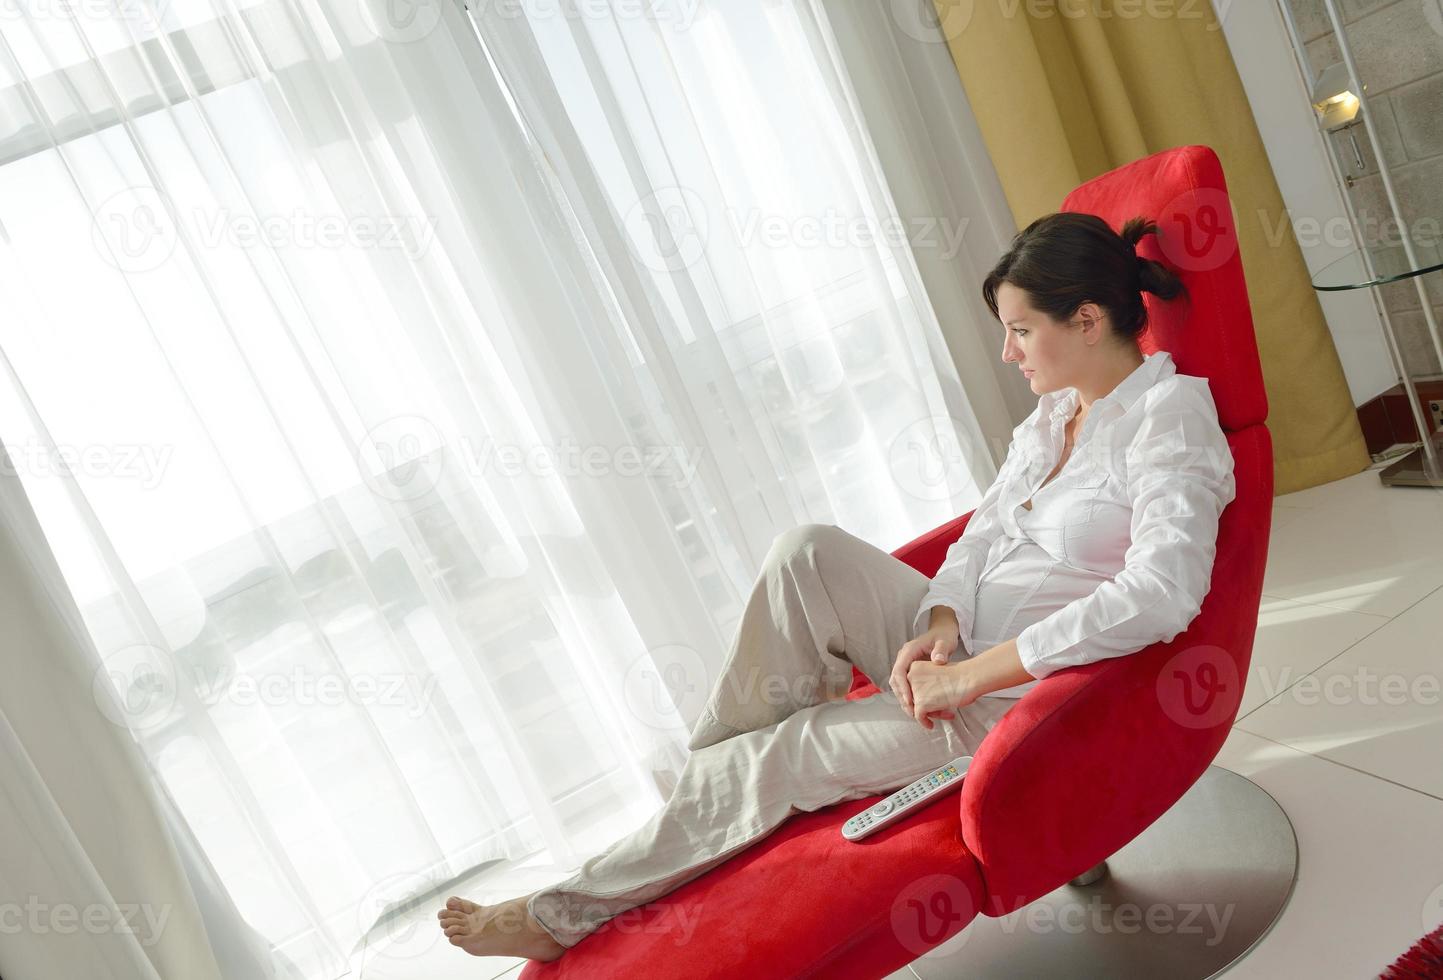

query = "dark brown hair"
(982, 213), (1186, 343)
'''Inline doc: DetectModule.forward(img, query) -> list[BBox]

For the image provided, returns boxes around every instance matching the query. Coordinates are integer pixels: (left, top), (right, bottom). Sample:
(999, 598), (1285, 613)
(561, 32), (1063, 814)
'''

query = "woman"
(436, 212), (1237, 962)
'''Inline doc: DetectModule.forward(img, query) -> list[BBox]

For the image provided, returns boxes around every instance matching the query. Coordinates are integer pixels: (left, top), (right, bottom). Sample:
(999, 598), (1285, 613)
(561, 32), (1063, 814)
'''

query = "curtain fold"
(0, 0), (1019, 974)
(806, 0), (1036, 463)
(0, 438), (296, 980)
(931, 0), (1373, 494)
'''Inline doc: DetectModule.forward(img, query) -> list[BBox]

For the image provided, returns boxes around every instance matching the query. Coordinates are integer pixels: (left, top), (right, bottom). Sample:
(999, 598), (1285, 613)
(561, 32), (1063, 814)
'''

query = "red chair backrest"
(1060, 144), (1268, 433)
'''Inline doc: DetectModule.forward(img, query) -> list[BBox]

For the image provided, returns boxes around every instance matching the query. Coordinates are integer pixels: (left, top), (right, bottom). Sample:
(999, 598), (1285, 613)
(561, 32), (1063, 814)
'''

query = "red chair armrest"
(958, 584), (1262, 914)
(890, 511), (975, 578)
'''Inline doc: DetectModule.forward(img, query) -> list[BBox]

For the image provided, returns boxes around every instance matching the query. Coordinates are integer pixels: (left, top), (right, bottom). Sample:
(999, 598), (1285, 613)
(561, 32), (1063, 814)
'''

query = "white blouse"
(913, 350), (1237, 699)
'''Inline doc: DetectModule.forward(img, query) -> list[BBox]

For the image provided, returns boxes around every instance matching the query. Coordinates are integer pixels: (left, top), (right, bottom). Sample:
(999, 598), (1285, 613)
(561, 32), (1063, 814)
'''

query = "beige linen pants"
(527, 523), (1016, 948)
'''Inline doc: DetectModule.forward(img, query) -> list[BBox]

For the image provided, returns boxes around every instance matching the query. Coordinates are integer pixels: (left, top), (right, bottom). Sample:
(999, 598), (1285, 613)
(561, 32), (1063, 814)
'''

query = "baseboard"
(1356, 375), (1443, 456)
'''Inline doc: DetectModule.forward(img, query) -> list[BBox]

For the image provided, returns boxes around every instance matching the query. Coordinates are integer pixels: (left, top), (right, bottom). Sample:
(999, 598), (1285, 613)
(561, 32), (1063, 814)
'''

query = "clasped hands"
(889, 624), (981, 730)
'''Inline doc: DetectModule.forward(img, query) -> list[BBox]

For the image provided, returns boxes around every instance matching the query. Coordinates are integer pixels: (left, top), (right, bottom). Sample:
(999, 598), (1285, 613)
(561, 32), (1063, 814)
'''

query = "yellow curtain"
(933, 0), (1371, 495)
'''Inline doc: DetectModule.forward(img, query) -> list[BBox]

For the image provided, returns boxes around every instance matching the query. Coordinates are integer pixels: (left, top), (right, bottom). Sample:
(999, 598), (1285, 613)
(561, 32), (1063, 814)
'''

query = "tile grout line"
(1232, 615), (1393, 726)
(1236, 577), (1443, 725)
(1258, 591), (1394, 619)
(1227, 727), (1443, 806)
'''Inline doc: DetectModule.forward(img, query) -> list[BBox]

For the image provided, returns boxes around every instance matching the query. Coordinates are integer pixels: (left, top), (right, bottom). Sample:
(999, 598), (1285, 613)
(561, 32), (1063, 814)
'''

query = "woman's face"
(996, 282), (1099, 395)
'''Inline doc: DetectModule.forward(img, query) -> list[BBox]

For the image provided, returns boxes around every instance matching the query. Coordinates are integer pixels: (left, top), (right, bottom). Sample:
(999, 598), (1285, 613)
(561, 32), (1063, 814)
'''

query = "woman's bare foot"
(436, 894), (567, 962)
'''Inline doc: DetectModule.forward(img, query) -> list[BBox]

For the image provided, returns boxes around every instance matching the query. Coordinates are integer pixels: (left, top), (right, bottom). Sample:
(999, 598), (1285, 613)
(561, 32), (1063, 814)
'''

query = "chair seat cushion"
(519, 793), (984, 979)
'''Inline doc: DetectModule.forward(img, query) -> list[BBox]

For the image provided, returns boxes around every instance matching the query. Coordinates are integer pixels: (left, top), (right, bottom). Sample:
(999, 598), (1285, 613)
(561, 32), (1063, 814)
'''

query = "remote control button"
(870, 801), (893, 816)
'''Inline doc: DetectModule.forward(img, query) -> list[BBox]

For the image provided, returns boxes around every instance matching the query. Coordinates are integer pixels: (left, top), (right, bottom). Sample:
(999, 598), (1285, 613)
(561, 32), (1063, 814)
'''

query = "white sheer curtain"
(0, 0), (1009, 976)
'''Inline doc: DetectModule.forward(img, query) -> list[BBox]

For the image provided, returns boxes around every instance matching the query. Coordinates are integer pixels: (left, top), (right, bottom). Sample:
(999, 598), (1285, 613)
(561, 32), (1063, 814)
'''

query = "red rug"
(1380, 923), (1443, 979)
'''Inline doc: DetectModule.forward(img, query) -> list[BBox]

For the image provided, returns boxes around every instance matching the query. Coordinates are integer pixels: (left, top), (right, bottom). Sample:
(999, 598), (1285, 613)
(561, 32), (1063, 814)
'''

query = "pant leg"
(527, 688), (1013, 948)
(527, 523), (1016, 948)
(686, 522), (943, 751)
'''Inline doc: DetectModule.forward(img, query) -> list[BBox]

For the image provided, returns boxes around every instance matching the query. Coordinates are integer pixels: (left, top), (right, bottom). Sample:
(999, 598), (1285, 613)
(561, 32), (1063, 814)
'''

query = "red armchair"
(520, 145), (1288, 979)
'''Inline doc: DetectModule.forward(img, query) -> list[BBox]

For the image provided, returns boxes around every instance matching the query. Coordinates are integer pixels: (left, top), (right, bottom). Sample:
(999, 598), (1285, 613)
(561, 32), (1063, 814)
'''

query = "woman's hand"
(890, 626), (960, 720)
(906, 659), (978, 729)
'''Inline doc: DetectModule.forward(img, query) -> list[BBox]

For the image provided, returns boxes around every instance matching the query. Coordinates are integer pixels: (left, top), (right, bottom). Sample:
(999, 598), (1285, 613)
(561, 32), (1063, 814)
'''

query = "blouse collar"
(1041, 349), (1176, 429)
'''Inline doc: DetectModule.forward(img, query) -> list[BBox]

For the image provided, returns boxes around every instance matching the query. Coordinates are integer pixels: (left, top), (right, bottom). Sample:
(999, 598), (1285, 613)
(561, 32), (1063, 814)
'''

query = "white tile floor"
(364, 458), (1443, 980)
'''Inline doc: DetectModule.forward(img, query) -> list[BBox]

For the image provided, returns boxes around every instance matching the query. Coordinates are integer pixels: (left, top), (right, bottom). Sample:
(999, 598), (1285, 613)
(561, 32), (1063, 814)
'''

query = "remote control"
(841, 756), (973, 842)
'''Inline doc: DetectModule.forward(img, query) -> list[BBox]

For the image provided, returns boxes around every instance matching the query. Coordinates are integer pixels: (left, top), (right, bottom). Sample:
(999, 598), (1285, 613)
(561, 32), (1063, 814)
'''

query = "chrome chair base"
(915, 766), (1298, 979)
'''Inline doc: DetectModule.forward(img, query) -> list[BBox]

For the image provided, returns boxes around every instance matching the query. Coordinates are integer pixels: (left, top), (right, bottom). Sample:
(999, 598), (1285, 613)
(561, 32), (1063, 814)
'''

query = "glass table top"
(1311, 244), (1443, 291)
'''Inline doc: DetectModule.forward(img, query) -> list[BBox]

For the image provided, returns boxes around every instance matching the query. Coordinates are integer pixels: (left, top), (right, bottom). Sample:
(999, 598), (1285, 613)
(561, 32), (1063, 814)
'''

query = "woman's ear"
(1075, 301), (1105, 335)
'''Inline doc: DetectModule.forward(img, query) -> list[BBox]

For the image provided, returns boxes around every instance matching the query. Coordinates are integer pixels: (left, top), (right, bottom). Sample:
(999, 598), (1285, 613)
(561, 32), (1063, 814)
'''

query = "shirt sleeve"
(912, 416), (1032, 648)
(1014, 379), (1237, 680)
